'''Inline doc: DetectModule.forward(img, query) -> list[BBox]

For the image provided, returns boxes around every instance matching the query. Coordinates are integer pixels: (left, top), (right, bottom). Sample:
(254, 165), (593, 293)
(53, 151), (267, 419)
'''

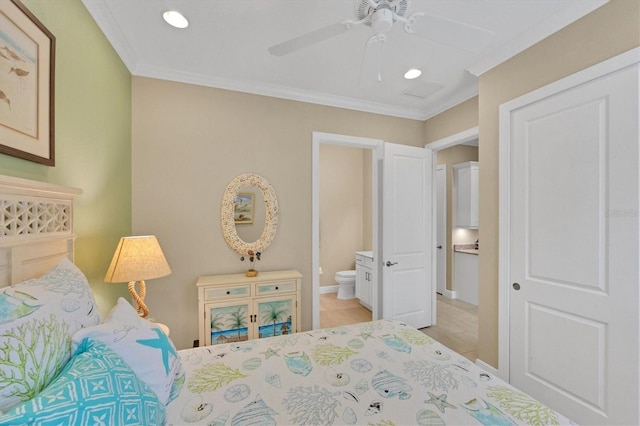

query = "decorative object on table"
(241, 250), (261, 276)
(221, 173), (278, 255)
(0, 0), (55, 165)
(234, 192), (254, 224)
(104, 235), (171, 318)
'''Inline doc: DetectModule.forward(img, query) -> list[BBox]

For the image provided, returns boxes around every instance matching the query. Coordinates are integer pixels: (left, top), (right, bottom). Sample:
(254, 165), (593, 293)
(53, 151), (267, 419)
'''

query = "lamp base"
(128, 280), (149, 318)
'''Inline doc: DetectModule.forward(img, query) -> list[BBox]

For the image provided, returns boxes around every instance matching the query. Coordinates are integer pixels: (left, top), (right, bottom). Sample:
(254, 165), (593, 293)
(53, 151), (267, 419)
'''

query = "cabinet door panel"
(255, 295), (296, 338)
(361, 269), (371, 307)
(355, 264), (365, 299)
(205, 301), (252, 346)
(453, 162), (479, 229)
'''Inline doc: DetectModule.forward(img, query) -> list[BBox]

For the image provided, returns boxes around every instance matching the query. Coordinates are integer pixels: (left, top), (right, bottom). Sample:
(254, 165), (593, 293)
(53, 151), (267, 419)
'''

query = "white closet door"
(504, 54), (639, 425)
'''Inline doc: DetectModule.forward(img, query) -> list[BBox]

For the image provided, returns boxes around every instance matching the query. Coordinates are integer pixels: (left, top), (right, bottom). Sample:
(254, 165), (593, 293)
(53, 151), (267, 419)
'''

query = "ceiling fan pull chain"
(377, 41), (383, 82)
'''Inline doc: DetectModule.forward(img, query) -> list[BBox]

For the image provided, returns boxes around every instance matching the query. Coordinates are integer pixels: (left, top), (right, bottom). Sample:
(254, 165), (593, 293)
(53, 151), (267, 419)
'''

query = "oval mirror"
(221, 173), (278, 255)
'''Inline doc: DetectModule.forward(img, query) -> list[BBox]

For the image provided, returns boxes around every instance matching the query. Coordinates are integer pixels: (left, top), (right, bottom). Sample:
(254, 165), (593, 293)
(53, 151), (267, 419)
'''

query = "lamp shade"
(105, 236), (171, 283)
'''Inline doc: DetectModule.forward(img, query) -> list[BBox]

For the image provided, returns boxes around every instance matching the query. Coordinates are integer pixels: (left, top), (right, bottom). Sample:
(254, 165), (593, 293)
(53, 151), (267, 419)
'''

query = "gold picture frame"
(0, 0), (55, 166)
(234, 192), (254, 224)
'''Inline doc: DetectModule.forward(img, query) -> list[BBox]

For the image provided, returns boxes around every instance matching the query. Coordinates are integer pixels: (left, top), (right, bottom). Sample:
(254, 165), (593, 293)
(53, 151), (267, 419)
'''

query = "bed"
(0, 175), (573, 425)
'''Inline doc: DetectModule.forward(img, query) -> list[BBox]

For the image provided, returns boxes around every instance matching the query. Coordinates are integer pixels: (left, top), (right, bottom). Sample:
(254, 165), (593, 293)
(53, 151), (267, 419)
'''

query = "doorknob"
(385, 261), (398, 267)
(437, 245), (442, 249)
(513, 283), (521, 290)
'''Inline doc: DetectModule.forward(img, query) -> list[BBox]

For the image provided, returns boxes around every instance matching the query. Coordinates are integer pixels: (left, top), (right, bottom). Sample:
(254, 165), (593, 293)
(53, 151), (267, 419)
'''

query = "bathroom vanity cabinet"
(355, 251), (374, 309)
(454, 252), (478, 306)
(453, 161), (479, 229)
(196, 270), (301, 346)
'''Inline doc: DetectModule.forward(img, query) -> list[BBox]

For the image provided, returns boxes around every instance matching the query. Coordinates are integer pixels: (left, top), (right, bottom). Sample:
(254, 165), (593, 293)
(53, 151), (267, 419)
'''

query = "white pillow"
(0, 258), (101, 412)
(72, 297), (184, 405)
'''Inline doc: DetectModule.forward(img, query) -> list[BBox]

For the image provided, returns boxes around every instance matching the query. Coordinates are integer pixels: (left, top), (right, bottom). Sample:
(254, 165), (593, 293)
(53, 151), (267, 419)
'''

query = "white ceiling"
(82, 0), (607, 120)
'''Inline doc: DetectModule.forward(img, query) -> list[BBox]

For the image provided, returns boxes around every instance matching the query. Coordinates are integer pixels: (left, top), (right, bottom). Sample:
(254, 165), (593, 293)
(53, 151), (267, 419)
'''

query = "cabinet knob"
(226, 291), (230, 295)
(275, 286), (279, 290)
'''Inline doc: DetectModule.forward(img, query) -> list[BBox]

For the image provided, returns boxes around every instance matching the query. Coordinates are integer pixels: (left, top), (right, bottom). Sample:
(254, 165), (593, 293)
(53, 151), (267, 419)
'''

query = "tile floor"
(319, 292), (478, 361)
(420, 294), (478, 361)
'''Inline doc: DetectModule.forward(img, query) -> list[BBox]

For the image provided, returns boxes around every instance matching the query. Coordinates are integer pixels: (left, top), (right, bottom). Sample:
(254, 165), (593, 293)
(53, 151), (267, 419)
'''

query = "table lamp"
(104, 235), (171, 318)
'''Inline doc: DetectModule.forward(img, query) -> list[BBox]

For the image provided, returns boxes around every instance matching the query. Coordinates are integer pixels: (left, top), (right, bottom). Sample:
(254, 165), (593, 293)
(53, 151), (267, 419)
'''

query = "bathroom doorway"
(312, 132), (433, 330)
(317, 142), (374, 328)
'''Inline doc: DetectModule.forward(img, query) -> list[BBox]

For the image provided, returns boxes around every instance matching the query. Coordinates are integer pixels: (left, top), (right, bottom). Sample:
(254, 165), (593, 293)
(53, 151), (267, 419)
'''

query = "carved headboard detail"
(0, 175), (82, 287)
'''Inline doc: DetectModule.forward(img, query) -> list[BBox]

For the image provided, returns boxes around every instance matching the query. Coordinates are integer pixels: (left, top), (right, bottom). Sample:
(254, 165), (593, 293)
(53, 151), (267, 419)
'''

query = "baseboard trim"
(440, 289), (457, 299)
(475, 359), (499, 377)
(320, 285), (338, 294)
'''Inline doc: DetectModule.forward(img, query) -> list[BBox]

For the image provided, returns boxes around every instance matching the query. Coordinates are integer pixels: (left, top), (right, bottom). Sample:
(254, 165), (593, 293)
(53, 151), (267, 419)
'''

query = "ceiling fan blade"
(407, 13), (494, 53)
(268, 22), (353, 56)
(359, 34), (386, 85)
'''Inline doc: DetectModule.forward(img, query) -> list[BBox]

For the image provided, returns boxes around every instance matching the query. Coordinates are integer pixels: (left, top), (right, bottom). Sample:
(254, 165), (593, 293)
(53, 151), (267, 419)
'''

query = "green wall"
(0, 0), (132, 315)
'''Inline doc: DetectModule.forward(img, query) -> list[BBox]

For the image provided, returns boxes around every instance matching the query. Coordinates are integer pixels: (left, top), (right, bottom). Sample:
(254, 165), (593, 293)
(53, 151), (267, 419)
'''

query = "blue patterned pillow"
(0, 259), (101, 412)
(0, 338), (165, 425)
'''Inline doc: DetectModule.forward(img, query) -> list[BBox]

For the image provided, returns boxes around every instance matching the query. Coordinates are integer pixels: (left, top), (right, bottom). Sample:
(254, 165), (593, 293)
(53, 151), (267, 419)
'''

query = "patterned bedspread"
(166, 319), (573, 425)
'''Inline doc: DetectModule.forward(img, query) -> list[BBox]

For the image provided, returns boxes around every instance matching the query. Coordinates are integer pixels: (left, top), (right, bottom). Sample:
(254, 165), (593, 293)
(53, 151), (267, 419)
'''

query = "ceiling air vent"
(402, 81), (442, 99)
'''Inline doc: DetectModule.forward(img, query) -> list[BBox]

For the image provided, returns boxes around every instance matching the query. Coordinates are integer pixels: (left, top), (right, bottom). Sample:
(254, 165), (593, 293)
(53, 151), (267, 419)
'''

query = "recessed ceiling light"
(163, 11), (189, 29)
(404, 68), (422, 80)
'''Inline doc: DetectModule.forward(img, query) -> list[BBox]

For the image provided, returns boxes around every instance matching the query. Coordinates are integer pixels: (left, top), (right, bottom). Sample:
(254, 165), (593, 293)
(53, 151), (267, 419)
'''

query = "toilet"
(335, 270), (356, 300)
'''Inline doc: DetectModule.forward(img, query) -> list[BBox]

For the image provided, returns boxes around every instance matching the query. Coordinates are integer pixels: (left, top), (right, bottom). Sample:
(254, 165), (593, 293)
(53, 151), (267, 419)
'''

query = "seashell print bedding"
(165, 319), (574, 425)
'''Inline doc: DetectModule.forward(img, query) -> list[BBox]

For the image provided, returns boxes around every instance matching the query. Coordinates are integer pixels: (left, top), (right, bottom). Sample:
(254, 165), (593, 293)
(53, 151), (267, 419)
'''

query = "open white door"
(436, 165), (446, 295)
(382, 142), (432, 329)
(501, 50), (639, 425)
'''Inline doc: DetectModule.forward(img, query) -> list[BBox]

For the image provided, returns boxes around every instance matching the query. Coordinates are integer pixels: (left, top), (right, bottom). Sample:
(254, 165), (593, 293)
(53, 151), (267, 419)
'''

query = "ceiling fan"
(268, 0), (493, 83)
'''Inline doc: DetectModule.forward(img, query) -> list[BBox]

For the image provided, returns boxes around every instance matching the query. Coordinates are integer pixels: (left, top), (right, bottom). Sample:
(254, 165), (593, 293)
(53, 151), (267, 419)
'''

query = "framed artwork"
(234, 192), (254, 224)
(0, 0), (55, 166)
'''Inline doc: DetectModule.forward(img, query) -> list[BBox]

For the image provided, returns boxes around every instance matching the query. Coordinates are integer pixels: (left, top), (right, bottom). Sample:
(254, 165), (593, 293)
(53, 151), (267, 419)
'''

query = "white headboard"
(0, 174), (82, 287)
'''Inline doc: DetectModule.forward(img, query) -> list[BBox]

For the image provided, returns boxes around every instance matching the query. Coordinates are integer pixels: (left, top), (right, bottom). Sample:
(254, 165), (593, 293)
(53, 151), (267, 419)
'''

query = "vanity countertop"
(356, 250), (373, 259)
(453, 244), (479, 255)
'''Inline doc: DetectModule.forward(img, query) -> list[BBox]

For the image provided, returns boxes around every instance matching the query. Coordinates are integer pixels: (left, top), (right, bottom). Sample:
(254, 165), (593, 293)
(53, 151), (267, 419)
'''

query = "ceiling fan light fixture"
(163, 10), (189, 29)
(404, 68), (422, 79)
(371, 8), (394, 34)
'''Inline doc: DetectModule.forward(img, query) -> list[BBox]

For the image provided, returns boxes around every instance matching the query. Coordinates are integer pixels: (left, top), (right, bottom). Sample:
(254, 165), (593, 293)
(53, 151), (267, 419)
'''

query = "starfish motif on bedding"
(424, 391), (456, 413)
(358, 331), (374, 340)
(260, 347), (280, 359)
(136, 327), (177, 374)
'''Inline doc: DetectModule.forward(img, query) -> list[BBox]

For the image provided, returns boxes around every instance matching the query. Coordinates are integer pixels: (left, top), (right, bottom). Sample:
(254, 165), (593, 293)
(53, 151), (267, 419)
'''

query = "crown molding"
(82, 0), (139, 73)
(134, 63), (439, 120)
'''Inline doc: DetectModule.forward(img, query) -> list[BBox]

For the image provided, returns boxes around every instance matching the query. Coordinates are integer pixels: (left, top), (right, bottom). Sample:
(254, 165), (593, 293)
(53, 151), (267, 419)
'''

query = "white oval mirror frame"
(221, 173), (278, 255)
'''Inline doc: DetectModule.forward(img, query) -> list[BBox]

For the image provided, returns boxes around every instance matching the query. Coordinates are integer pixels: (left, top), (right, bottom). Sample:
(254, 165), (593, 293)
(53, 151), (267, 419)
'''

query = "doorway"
(317, 143), (374, 328)
(425, 127), (480, 360)
(312, 132), (382, 330)
(312, 133), (432, 330)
